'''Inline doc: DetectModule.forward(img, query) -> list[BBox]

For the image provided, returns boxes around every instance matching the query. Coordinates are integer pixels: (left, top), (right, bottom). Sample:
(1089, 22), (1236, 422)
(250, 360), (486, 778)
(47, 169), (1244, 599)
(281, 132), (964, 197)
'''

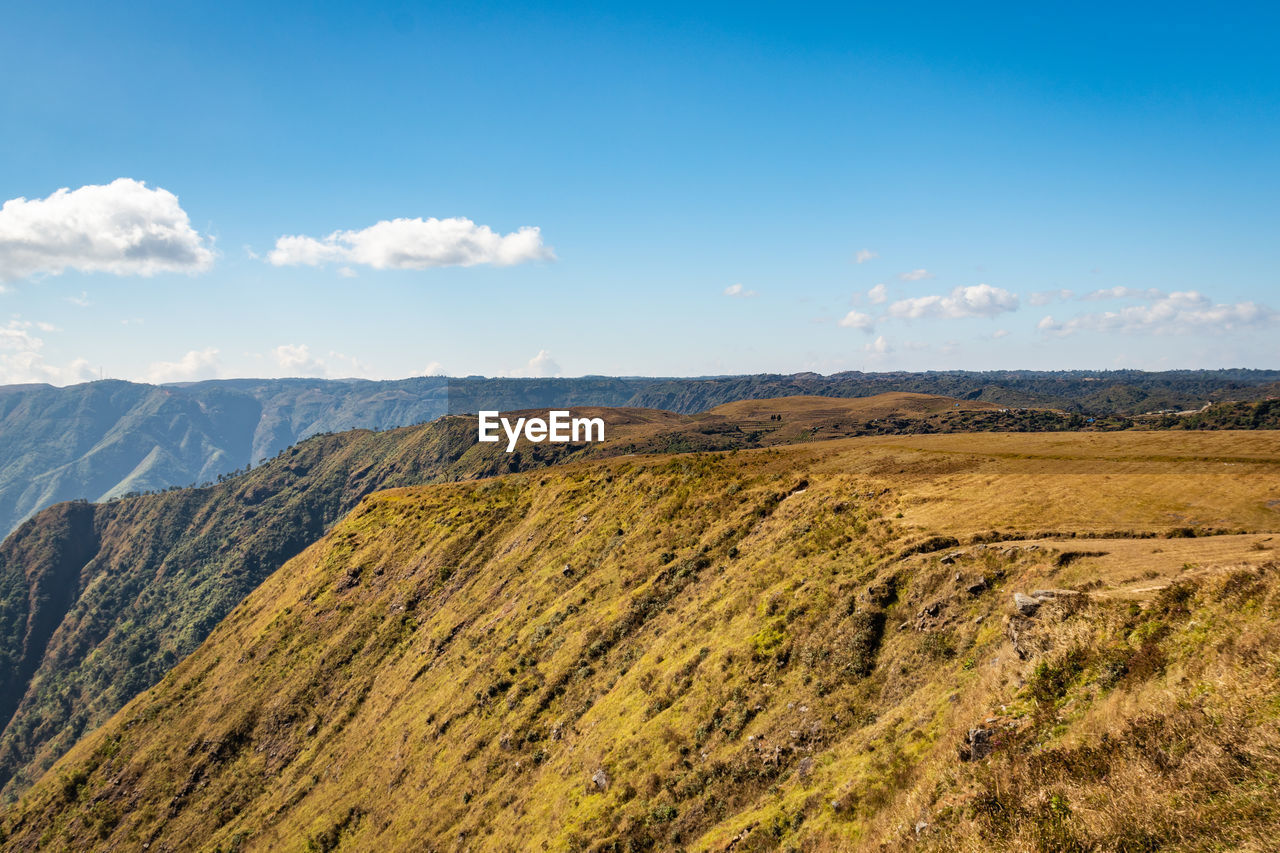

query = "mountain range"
(3, 369), (1278, 537)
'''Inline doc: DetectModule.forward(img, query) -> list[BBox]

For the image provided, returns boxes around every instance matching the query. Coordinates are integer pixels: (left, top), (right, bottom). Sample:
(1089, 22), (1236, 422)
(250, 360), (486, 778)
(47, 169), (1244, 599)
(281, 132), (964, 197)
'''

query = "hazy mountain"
(2, 370), (1276, 537)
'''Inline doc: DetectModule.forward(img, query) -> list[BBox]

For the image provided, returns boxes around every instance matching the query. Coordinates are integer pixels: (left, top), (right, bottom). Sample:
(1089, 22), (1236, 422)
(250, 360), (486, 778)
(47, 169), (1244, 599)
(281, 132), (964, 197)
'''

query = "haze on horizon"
(1, 1), (1277, 385)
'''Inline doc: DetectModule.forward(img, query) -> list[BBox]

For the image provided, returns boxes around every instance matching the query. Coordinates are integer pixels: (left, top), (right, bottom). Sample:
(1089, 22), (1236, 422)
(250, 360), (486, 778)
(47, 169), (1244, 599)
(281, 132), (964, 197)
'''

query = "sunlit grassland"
(5, 430), (1279, 851)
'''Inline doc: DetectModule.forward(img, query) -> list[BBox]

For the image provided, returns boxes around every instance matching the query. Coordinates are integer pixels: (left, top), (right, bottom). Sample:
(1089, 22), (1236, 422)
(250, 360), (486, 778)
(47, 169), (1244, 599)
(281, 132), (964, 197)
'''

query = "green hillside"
(3, 431), (1278, 851)
(0, 394), (1020, 802)
(0, 414), (533, 802)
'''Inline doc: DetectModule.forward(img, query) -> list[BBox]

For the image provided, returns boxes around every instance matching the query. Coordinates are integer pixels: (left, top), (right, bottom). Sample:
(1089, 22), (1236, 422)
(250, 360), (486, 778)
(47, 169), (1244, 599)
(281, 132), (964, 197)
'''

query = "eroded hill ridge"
(0, 393), (1014, 802)
(4, 370), (1277, 537)
(3, 428), (1278, 851)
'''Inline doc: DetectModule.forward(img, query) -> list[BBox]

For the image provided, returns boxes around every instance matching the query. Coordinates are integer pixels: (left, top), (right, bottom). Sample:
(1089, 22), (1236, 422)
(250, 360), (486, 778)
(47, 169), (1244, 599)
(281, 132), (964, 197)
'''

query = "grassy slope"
(0, 415), (550, 801)
(2, 431), (1278, 851)
(0, 395), (1003, 802)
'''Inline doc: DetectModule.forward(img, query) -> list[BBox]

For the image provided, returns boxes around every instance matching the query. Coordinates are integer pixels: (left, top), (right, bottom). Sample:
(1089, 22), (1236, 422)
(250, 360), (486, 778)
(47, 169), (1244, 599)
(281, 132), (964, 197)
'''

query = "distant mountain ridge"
(2, 369), (1278, 535)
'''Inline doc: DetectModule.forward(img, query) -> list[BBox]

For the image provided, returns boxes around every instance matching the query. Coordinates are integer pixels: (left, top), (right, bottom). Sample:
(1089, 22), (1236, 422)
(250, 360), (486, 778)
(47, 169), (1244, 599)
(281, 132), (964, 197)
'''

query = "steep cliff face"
(3, 431), (1277, 851)
(0, 414), (540, 800)
(0, 501), (99, 737)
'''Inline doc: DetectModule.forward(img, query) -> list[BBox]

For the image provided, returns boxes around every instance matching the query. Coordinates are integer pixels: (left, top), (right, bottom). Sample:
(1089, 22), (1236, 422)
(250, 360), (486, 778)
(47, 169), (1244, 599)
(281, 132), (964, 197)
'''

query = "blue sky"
(1, 1), (1277, 383)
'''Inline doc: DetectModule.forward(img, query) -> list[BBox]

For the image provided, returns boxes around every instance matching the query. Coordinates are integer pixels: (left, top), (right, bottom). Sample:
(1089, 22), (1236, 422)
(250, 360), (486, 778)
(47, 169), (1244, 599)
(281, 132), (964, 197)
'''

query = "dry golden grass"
(703, 392), (1001, 420)
(3, 430), (1279, 852)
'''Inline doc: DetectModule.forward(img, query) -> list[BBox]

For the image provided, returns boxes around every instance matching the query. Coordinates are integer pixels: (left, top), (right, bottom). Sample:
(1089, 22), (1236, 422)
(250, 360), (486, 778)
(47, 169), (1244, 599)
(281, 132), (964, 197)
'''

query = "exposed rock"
(1013, 592), (1041, 616)
(590, 768), (609, 791)
(915, 600), (944, 630)
(866, 575), (901, 607)
(1006, 615), (1036, 660)
(966, 577), (989, 595)
(958, 726), (992, 761)
(1032, 588), (1080, 601)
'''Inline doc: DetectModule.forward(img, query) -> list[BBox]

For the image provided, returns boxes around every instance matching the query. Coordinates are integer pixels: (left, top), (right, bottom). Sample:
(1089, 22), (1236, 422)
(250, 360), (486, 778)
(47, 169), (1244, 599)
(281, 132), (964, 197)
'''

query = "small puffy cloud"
(423, 361), (447, 377)
(1039, 291), (1276, 336)
(272, 343), (326, 377)
(267, 216), (554, 270)
(65, 291), (91, 307)
(0, 319), (96, 385)
(269, 343), (371, 378)
(0, 178), (214, 282)
(864, 335), (891, 354)
(1028, 288), (1074, 306)
(992, 328), (1010, 339)
(145, 347), (221, 383)
(0, 321), (42, 353)
(886, 284), (1019, 320)
(507, 349), (562, 378)
(838, 310), (876, 331)
(724, 283), (756, 298)
(867, 283), (888, 304)
(854, 248), (877, 264)
(337, 266), (357, 278)
(1081, 286), (1164, 301)
(898, 268), (934, 282)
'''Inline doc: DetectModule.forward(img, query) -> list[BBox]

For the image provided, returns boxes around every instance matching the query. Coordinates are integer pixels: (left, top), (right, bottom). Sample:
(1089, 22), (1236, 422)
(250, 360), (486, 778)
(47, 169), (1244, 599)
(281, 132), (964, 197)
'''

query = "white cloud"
(724, 283), (756, 298)
(1028, 288), (1074, 306)
(268, 343), (372, 378)
(1039, 291), (1276, 336)
(0, 178), (214, 282)
(886, 284), (1019, 320)
(1081, 286), (1164, 301)
(867, 283), (888, 304)
(864, 335), (891, 354)
(337, 266), (357, 278)
(992, 329), (1010, 339)
(321, 351), (372, 378)
(272, 343), (326, 377)
(145, 347), (221, 383)
(267, 216), (554, 270)
(854, 249), (877, 264)
(65, 290), (91, 307)
(0, 319), (96, 385)
(838, 310), (876, 331)
(423, 361), (447, 377)
(898, 268), (935, 282)
(507, 349), (562, 378)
